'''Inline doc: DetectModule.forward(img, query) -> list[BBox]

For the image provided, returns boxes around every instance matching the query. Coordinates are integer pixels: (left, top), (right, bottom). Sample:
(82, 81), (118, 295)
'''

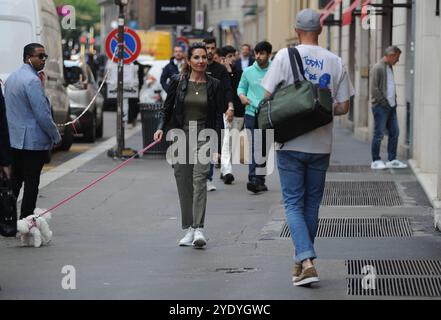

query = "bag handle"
(293, 48), (305, 78)
(288, 47), (305, 87)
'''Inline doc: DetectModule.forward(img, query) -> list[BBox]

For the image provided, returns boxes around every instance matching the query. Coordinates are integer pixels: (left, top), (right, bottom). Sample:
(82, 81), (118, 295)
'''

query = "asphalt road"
(43, 111), (121, 173)
(1, 124), (441, 301)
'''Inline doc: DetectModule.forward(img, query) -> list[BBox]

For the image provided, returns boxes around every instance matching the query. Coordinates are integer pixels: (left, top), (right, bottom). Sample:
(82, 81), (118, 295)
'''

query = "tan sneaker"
(293, 266), (320, 287)
(292, 264), (302, 282)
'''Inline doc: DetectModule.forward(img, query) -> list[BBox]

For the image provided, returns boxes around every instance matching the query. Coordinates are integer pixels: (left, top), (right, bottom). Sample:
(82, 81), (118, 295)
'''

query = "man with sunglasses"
(4, 43), (61, 219)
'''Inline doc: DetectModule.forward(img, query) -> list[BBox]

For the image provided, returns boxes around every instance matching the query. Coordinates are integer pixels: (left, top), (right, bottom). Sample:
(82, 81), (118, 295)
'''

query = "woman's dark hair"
(182, 42), (208, 74)
(254, 41), (273, 55)
(188, 42), (207, 59)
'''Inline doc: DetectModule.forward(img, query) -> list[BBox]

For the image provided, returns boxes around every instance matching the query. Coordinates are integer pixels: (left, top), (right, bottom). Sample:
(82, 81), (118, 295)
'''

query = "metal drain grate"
(280, 223), (291, 238)
(347, 277), (441, 297)
(328, 165), (375, 173)
(322, 181), (403, 206)
(280, 217), (413, 238)
(347, 260), (441, 276)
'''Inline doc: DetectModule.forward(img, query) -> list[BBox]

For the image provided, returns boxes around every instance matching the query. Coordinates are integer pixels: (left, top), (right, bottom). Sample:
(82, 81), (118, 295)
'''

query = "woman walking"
(154, 43), (225, 249)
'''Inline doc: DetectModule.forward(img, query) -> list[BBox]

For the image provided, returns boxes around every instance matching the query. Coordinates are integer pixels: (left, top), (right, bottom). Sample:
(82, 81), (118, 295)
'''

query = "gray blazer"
(4, 64), (61, 151)
(371, 59), (396, 107)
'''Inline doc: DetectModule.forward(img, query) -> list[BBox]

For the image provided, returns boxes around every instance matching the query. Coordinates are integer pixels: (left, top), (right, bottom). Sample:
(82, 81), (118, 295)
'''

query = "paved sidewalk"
(1, 124), (440, 300)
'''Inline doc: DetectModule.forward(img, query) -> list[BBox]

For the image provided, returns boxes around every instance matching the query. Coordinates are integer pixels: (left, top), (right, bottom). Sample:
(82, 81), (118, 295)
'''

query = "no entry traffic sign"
(105, 27), (142, 65)
(176, 36), (190, 53)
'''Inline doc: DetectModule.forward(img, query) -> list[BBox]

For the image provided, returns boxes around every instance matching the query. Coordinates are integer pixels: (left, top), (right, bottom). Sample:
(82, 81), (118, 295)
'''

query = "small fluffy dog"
(16, 208), (53, 248)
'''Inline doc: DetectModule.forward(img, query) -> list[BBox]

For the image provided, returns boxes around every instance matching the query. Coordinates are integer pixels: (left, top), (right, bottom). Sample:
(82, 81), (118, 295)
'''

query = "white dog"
(16, 208), (53, 248)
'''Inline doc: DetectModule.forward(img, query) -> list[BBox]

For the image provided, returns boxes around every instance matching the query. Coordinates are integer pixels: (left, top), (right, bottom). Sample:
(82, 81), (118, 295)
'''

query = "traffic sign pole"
(106, 6), (141, 160)
(116, 4), (125, 159)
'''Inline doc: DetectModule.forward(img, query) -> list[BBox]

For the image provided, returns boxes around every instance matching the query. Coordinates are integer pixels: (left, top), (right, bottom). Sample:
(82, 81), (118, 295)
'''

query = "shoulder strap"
(288, 47), (301, 86)
(293, 47), (305, 78)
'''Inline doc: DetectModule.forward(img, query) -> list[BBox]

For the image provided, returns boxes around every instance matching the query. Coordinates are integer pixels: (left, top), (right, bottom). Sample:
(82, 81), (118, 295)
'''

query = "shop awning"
(321, 0), (372, 26)
(342, 0), (360, 26)
(219, 20), (239, 30)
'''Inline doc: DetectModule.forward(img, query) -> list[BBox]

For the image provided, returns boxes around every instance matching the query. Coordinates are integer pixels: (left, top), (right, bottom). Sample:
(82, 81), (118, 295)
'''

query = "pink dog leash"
(26, 217), (38, 230)
(36, 140), (161, 218)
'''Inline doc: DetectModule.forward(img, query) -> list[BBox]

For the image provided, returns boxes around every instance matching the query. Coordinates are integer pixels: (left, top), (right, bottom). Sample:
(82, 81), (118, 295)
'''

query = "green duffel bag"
(257, 47), (333, 144)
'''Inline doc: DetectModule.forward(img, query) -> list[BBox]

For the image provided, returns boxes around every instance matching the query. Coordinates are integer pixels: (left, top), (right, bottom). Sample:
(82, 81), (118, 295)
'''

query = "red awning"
(342, 0), (361, 26)
(322, 0), (372, 27)
(320, 0), (344, 25)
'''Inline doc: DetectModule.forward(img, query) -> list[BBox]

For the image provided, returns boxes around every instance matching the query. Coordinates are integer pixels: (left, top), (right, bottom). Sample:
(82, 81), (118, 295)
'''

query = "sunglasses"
(32, 53), (48, 60)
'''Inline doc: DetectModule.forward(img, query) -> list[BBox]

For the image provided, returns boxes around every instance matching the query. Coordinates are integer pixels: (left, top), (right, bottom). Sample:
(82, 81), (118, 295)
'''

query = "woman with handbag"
(153, 43), (225, 249)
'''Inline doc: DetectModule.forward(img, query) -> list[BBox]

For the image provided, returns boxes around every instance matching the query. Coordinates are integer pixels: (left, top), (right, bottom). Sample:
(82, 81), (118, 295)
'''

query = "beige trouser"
(174, 126), (211, 230)
(221, 116), (245, 176)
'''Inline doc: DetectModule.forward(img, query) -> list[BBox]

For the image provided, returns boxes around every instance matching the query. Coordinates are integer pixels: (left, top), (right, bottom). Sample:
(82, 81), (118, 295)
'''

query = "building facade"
(265, 0), (326, 51)
(330, 0), (441, 226)
(333, 0), (413, 156)
(196, 0), (247, 47)
(242, 0), (267, 46)
(411, 0), (441, 217)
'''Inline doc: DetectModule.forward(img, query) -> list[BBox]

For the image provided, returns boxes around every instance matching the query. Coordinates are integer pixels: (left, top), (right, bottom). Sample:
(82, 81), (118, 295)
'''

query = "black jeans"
(128, 98), (140, 124)
(244, 114), (267, 184)
(11, 149), (48, 219)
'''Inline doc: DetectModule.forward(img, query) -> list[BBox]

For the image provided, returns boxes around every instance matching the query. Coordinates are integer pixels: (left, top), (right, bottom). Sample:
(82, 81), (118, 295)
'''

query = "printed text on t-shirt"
(303, 56), (324, 71)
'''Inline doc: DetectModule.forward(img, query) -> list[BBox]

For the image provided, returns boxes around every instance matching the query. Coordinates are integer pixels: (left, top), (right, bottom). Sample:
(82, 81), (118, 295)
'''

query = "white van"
(0, 0), (73, 150)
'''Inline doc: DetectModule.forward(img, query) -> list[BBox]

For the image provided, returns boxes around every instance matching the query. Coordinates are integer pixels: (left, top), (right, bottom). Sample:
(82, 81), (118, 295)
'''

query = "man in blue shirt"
(4, 43), (61, 219)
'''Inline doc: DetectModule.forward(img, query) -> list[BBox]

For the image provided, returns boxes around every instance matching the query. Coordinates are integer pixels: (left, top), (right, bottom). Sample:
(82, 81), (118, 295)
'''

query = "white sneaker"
(179, 228), (195, 247)
(207, 181), (217, 192)
(371, 160), (387, 170)
(192, 228), (207, 249)
(386, 160), (408, 169)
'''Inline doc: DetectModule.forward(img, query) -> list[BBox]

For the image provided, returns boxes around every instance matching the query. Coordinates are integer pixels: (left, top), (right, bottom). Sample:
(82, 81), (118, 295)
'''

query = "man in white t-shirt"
(262, 9), (355, 288)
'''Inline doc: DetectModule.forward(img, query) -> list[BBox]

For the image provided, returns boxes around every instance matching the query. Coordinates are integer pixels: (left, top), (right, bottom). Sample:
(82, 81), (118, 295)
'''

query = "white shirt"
(386, 65), (396, 107)
(174, 59), (184, 72)
(261, 44), (355, 154)
(241, 57), (250, 71)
